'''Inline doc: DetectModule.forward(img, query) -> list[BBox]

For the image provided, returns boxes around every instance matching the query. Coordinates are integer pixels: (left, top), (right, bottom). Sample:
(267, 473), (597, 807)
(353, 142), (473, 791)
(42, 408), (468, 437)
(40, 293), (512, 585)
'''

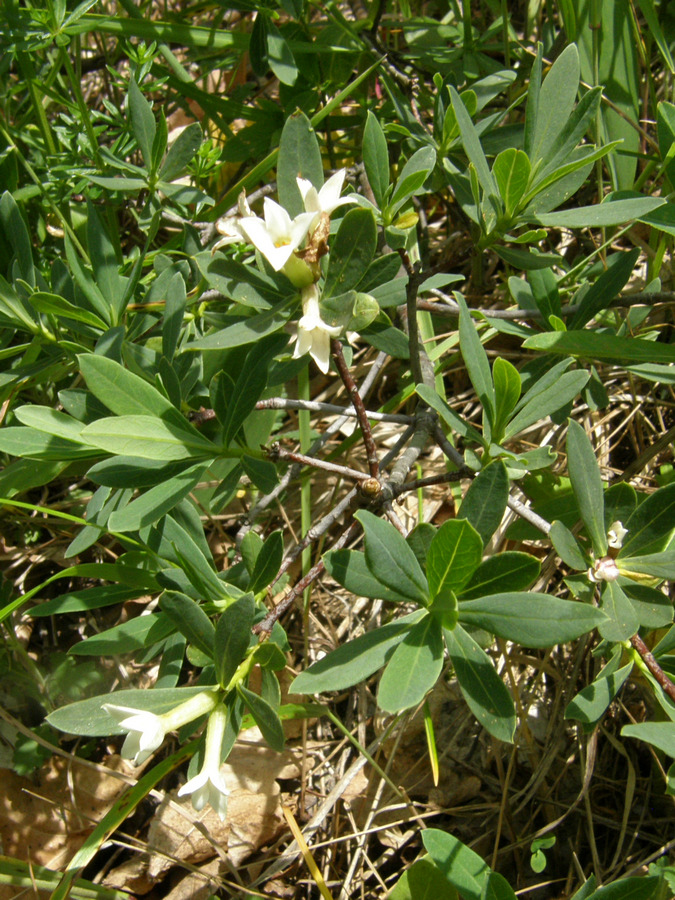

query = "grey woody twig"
(267, 444), (370, 483)
(255, 397), (412, 424)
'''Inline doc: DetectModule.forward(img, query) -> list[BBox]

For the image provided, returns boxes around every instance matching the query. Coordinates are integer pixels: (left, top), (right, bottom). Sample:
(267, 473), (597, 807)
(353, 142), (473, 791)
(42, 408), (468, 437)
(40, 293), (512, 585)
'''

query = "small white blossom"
(239, 198), (315, 271)
(103, 705), (166, 766)
(212, 192), (255, 251)
(104, 690), (220, 766)
(588, 556), (620, 583)
(293, 283), (342, 374)
(607, 521), (628, 550)
(297, 169), (356, 228)
(178, 704), (229, 820)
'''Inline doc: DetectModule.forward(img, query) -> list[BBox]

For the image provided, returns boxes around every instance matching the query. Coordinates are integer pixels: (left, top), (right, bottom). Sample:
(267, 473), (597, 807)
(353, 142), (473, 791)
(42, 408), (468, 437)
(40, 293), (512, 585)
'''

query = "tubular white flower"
(239, 198), (315, 271)
(607, 521), (628, 550)
(297, 169), (356, 227)
(213, 191), (255, 252)
(293, 284), (342, 374)
(177, 704), (229, 820)
(104, 690), (220, 766)
(588, 556), (620, 584)
(103, 706), (167, 765)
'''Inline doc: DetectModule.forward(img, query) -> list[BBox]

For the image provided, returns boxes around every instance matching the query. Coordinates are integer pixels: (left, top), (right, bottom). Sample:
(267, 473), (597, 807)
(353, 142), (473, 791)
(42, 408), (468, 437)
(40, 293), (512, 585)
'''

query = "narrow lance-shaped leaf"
(354, 509), (429, 603)
(458, 593), (606, 646)
(160, 590), (215, 659)
(215, 593), (255, 689)
(427, 519), (483, 597)
(377, 614), (444, 713)
(363, 110), (389, 207)
(458, 460), (509, 546)
(290, 612), (425, 695)
(567, 419), (607, 556)
(455, 292), (496, 434)
(444, 625), (516, 743)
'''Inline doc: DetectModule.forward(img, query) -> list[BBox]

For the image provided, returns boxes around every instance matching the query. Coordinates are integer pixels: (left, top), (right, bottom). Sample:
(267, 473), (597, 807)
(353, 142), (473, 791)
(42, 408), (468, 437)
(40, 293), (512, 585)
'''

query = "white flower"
(293, 284), (342, 374)
(588, 556), (620, 583)
(607, 521), (628, 550)
(239, 198), (315, 271)
(178, 704), (229, 820)
(297, 169), (356, 227)
(103, 705), (166, 766)
(213, 191), (255, 252)
(104, 690), (220, 766)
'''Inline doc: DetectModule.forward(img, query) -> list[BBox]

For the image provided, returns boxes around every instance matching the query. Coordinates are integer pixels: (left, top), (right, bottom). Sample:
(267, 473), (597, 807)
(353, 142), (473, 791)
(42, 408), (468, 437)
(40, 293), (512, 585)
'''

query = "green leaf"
(0, 427), (99, 461)
(388, 858), (459, 900)
(81, 415), (217, 461)
(128, 77), (156, 172)
(186, 304), (292, 350)
(238, 685), (285, 751)
(492, 357), (521, 440)
(249, 531), (283, 594)
(620, 482), (675, 556)
(533, 86), (602, 182)
(69, 613), (175, 656)
(449, 86), (498, 206)
(30, 291), (108, 330)
(422, 829), (489, 900)
(215, 593), (255, 689)
(363, 110), (389, 207)
(277, 111), (323, 217)
(457, 593), (606, 646)
(503, 370), (590, 441)
(444, 625), (516, 743)
(289, 611), (424, 694)
(162, 272), (186, 363)
(47, 685), (216, 736)
(459, 552), (540, 600)
(533, 196), (665, 228)
(427, 519), (483, 598)
(377, 614), (444, 712)
(86, 201), (123, 321)
(14, 406), (86, 442)
(459, 460), (509, 547)
(621, 722), (675, 757)
(492, 149), (530, 217)
(324, 208), (378, 298)
(31, 584), (148, 617)
(550, 520), (588, 570)
(618, 551), (675, 581)
(623, 583), (674, 629)
(107, 462), (209, 532)
(569, 249), (640, 330)
(523, 329), (675, 366)
(388, 146), (437, 216)
(483, 872), (518, 900)
(241, 455), (278, 493)
(160, 590), (215, 658)
(416, 383), (484, 444)
(354, 510), (429, 603)
(528, 43), (580, 166)
(565, 661), (632, 726)
(567, 419), (607, 556)
(596, 580), (640, 642)
(159, 122), (203, 182)
(456, 293), (495, 433)
(589, 877), (661, 900)
(220, 334), (287, 445)
(323, 548), (412, 602)
(266, 20), (298, 86)
(79, 354), (182, 424)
